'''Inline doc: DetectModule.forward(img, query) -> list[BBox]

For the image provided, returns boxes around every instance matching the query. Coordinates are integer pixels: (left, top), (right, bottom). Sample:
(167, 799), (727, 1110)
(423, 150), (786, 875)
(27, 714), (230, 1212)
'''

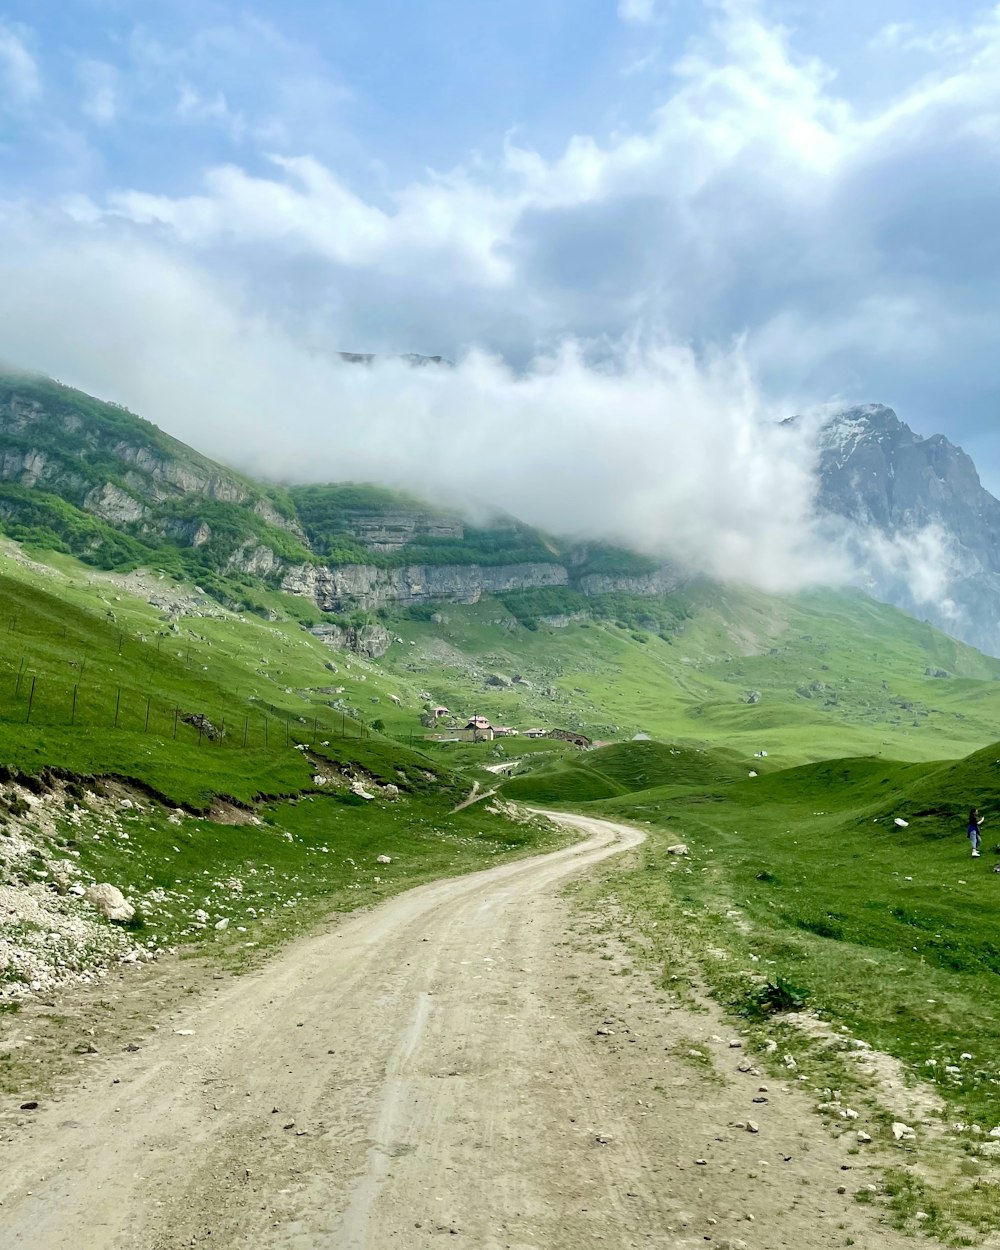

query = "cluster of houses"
(428, 706), (590, 748)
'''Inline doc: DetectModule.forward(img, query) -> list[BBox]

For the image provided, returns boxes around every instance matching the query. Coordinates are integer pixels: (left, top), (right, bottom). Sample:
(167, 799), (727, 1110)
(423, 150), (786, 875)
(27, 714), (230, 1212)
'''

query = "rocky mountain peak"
(815, 403), (1000, 654)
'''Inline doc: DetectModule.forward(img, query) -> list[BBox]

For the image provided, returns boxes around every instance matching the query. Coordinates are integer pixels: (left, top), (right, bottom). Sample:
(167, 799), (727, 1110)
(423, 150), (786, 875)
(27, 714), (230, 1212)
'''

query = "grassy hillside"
(0, 373), (312, 597)
(373, 583), (1000, 768)
(0, 537), (568, 1010)
(511, 736), (1000, 1234)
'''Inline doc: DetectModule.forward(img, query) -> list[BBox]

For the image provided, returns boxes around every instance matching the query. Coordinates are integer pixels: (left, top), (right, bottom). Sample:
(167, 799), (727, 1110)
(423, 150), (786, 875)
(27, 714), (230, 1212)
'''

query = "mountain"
(3, 371), (1000, 765)
(0, 372), (682, 619)
(3, 369), (1000, 662)
(813, 403), (1000, 655)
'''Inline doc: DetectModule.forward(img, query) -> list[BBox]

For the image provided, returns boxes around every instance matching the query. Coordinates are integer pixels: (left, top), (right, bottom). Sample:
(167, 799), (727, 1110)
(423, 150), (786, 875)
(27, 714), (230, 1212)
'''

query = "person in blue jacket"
(968, 807), (985, 857)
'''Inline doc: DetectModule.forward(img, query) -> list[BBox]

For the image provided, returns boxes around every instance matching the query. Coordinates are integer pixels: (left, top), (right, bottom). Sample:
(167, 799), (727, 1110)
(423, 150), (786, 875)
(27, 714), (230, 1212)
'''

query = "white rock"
(193, 909), (209, 924)
(894, 817), (909, 827)
(84, 883), (135, 923)
(892, 1122), (915, 1140)
(666, 843), (689, 856)
(214, 918), (229, 931)
(376, 855), (392, 864)
(857, 1131), (873, 1143)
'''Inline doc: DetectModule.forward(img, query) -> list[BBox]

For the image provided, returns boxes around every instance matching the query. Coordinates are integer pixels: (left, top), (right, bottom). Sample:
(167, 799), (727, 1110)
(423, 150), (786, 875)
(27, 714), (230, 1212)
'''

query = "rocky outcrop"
(225, 542), (283, 577)
(310, 621), (394, 659)
(576, 568), (684, 598)
(344, 510), (464, 553)
(283, 560), (570, 610)
(84, 482), (148, 525)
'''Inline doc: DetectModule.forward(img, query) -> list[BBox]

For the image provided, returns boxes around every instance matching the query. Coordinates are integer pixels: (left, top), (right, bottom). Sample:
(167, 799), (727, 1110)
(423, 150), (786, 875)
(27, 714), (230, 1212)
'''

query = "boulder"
(84, 883), (135, 924)
(666, 843), (689, 856)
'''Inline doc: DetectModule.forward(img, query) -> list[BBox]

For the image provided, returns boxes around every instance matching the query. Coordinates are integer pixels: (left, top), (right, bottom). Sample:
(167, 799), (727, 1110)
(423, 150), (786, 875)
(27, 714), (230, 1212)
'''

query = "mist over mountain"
(1, 368), (998, 657)
(811, 404), (1000, 657)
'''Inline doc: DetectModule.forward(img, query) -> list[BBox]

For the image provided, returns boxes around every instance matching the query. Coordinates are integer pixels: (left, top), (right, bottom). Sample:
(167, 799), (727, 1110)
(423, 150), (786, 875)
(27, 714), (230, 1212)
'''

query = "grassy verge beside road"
(505, 740), (1000, 1239)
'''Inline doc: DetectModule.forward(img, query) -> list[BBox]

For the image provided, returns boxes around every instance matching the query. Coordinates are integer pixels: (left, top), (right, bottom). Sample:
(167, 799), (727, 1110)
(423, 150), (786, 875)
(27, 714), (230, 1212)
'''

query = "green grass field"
(505, 737), (1000, 1237)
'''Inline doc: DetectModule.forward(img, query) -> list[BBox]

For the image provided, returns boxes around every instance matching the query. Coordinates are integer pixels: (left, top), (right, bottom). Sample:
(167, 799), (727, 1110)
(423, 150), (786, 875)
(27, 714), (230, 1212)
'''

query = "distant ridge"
(337, 352), (453, 367)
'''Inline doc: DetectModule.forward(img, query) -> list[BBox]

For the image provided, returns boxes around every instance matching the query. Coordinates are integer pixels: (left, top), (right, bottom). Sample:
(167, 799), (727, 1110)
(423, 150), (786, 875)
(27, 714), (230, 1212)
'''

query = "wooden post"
(71, 684), (77, 726)
(15, 656), (25, 697)
(243, 716), (249, 748)
(113, 687), (121, 729)
(173, 707), (179, 739)
(25, 676), (36, 724)
(144, 697), (151, 732)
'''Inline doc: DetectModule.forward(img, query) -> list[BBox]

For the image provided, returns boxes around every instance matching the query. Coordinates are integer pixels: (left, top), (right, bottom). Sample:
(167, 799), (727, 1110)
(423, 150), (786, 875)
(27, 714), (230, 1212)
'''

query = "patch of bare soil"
(0, 814), (934, 1248)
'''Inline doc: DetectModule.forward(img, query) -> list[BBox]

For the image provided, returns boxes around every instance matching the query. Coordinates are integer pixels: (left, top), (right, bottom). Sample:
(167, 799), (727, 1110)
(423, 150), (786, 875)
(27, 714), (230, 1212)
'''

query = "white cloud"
(0, 21), (40, 106)
(2, 1), (1000, 609)
(0, 212), (843, 595)
(619, 0), (656, 24)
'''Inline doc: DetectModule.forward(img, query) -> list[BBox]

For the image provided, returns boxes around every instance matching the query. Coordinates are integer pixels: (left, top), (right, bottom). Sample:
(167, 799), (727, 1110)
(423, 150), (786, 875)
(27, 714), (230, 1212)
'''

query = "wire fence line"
(0, 656), (371, 749)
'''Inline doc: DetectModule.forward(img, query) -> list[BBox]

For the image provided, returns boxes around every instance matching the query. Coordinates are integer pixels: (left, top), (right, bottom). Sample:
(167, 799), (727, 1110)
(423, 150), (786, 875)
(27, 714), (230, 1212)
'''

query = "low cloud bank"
(0, 219), (846, 594)
(0, 217), (964, 613)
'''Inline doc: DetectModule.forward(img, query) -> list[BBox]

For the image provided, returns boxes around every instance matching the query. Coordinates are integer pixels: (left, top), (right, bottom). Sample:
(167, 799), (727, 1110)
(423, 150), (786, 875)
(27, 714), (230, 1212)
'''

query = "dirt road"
(2, 813), (918, 1249)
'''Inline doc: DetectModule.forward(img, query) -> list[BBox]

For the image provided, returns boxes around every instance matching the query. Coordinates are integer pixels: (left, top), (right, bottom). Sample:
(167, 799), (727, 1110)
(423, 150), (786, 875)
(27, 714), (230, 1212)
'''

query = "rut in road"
(1, 813), (924, 1250)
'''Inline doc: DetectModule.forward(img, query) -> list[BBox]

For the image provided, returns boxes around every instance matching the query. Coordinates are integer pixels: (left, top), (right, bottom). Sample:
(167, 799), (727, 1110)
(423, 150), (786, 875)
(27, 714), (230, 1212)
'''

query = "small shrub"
(739, 975), (808, 1017)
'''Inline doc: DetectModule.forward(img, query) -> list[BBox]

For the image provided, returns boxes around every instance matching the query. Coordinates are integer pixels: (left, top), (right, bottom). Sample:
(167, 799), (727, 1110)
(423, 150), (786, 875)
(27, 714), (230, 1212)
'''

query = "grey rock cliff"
(282, 561), (570, 611)
(816, 404), (1000, 655)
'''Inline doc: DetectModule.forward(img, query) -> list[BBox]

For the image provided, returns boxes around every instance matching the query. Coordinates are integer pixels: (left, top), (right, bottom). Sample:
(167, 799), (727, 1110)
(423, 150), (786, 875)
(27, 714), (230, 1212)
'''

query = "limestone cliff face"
(309, 621), (394, 659)
(344, 510), (464, 553)
(816, 404), (1000, 656)
(84, 482), (148, 525)
(282, 561), (570, 610)
(575, 568), (684, 598)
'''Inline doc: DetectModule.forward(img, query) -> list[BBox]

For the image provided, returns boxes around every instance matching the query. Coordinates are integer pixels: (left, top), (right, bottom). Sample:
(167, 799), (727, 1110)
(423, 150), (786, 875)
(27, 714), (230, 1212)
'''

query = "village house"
(432, 706), (450, 719)
(464, 716), (494, 742)
(492, 726), (518, 737)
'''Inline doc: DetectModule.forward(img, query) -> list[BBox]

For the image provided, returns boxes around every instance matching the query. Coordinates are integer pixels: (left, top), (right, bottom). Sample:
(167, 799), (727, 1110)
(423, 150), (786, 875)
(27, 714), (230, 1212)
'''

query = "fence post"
(113, 687), (121, 729)
(15, 657), (25, 697)
(243, 716), (249, 748)
(25, 676), (36, 724)
(71, 684), (77, 726)
(173, 707), (179, 739)
(144, 697), (151, 732)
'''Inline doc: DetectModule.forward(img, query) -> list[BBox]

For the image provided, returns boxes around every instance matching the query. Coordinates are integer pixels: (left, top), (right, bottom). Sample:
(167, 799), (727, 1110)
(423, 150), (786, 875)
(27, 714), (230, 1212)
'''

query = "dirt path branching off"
(1, 814), (929, 1248)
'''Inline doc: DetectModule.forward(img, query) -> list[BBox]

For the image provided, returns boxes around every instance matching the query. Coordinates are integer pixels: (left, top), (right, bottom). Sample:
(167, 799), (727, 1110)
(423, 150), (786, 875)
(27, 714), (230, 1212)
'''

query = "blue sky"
(1, 0), (999, 514)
